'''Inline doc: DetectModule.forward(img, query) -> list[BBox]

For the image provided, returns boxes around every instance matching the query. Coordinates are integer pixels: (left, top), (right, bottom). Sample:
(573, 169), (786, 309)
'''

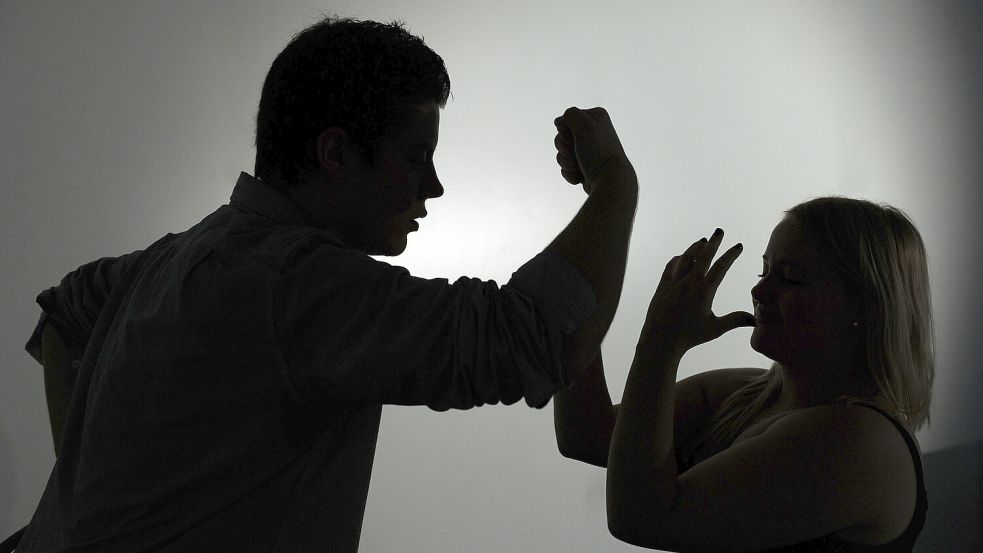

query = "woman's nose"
(751, 278), (767, 303)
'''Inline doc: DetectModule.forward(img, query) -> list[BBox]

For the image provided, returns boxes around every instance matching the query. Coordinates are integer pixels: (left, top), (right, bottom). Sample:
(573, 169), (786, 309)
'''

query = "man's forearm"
(546, 168), (638, 376)
(553, 350), (617, 467)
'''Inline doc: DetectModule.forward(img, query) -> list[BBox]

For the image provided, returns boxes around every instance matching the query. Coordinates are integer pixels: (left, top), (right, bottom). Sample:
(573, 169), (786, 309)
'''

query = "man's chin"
(374, 235), (408, 257)
(350, 227), (410, 256)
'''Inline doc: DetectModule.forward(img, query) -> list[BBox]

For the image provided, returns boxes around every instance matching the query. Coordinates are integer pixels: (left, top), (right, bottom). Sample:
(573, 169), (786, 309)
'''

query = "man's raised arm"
(545, 107), (638, 378)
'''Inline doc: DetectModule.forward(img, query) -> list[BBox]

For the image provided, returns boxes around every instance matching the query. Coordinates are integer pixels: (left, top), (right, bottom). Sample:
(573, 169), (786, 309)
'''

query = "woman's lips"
(754, 311), (781, 325)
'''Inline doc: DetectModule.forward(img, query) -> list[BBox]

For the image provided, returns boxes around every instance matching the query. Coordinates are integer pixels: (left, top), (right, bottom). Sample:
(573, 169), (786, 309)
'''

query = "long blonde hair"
(703, 197), (935, 453)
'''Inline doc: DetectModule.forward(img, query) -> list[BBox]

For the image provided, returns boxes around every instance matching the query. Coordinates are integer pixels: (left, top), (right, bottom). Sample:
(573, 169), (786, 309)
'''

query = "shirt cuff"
(507, 249), (596, 336)
(25, 288), (88, 369)
(25, 311), (48, 365)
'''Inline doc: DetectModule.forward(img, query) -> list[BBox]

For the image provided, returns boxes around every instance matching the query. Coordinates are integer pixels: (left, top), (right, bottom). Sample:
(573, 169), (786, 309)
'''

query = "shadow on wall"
(916, 440), (983, 552)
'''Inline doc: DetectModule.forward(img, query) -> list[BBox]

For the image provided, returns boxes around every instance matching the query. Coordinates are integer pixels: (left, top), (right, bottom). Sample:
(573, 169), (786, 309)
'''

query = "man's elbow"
(555, 434), (607, 467)
(555, 434), (582, 461)
(559, 335), (597, 387)
(606, 498), (632, 543)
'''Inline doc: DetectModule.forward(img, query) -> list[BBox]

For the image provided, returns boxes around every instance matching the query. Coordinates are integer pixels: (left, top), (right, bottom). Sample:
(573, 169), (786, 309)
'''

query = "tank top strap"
(834, 400), (928, 547)
(758, 399), (928, 552)
(833, 400), (922, 471)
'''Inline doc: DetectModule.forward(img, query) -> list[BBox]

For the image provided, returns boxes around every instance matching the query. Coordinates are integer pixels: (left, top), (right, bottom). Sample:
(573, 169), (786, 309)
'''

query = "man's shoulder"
(195, 208), (357, 272)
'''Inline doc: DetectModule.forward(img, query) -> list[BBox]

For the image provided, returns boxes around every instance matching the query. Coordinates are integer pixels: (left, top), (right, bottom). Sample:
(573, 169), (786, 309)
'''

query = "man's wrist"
(586, 162), (638, 200)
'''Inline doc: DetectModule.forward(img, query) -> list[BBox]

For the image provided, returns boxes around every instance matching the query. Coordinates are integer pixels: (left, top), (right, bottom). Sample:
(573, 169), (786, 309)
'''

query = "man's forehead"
(388, 102), (440, 140)
(407, 102), (440, 115)
(400, 102), (440, 125)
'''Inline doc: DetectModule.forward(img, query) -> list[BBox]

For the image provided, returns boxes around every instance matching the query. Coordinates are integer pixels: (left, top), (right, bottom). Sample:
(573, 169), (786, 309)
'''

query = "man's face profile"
(317, 102), (444, 256)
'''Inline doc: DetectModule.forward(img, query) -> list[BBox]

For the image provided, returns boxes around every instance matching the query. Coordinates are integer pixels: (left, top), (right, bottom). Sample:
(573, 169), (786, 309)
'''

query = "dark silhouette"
(12, 16), (638, 553)
(555, 198), (932, 552)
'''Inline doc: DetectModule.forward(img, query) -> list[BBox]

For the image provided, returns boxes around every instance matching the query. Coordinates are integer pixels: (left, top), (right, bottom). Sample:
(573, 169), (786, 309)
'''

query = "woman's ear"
(853, 294), (880, 325)
(315, 127), (349, 171)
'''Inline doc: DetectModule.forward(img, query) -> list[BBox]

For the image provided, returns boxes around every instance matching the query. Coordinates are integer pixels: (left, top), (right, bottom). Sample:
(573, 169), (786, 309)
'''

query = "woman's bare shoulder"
(748, 403), (917, 542)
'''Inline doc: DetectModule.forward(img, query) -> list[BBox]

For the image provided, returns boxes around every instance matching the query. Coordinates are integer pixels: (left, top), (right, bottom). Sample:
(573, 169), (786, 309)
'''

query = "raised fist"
(553, 107), (633, 195)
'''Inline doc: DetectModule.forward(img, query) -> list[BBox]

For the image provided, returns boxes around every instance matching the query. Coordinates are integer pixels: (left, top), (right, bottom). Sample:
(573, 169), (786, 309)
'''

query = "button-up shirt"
(19, 172), (594, 553)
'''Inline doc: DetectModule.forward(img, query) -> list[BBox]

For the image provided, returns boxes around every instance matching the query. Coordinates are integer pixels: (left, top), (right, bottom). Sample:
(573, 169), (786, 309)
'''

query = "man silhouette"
(16, 16), (638, 552)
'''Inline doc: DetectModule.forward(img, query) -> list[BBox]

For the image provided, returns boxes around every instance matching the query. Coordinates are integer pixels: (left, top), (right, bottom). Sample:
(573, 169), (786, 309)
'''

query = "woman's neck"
(772, 360), (875, 411)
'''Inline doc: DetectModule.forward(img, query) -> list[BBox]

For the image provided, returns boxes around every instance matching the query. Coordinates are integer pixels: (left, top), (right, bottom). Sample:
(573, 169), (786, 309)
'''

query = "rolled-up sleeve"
(273, 245), (595, 410)
(25, 252), (142, 365)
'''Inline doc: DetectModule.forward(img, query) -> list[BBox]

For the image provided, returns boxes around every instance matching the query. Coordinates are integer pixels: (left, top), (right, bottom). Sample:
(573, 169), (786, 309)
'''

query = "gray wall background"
(2, 1), (980, 551)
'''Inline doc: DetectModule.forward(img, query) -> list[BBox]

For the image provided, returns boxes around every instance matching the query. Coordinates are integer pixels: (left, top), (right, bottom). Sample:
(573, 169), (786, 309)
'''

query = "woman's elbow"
(607, 509), (645, 547)
(606, 488), (665, 548)
(607, 511), (666, 550)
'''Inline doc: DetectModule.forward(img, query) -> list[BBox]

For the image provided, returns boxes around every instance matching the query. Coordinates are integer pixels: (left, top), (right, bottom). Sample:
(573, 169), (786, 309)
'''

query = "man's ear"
(315, 127), (349, 171)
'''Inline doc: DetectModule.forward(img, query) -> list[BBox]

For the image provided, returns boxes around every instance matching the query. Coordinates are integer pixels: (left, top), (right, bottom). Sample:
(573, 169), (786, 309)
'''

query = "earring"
(852, 321), (860, 327)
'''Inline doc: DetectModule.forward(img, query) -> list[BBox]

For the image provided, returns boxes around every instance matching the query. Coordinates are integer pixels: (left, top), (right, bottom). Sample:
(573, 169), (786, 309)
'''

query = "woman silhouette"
(555, 197), (932, 552)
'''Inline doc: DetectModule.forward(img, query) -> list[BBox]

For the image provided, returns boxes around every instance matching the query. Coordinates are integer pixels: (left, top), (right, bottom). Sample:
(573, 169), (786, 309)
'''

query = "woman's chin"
(749, 329), (763, 352)
(749, 332), (778, 360)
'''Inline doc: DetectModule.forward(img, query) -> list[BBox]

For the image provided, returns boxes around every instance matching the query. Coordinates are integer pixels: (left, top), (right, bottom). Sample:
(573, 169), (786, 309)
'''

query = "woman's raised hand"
(643, 228), (755, 353)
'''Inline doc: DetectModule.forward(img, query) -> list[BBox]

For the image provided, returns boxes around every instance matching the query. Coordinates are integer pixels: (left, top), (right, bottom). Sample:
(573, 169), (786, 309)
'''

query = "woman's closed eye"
(757, 272), (802, 285)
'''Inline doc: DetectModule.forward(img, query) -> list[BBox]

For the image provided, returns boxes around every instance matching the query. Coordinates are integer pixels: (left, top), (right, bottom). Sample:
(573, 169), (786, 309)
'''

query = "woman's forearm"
(553, 350), (617, 467)
(606, 232), (751, 546)
(606, 332), (684, 539)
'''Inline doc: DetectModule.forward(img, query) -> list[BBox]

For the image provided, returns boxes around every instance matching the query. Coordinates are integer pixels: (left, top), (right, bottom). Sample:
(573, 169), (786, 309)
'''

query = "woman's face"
(750, 218), (862, 370)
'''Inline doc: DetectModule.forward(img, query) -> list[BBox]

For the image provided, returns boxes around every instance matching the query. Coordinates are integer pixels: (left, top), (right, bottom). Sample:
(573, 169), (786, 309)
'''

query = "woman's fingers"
(705, 242), (743, 292)
(663, 256), (680, 279)
(672, 237), (708, 278)
(693, 228), (724, 275)
(678, 228), (739, 284)
(667, 229), (742, 298)
(651, 230), (748, 348)
(717, 310), (757, 333)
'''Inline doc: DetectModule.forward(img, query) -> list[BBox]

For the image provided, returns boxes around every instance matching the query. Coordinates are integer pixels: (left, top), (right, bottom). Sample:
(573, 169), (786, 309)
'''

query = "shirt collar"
(228, 172), (347, 246)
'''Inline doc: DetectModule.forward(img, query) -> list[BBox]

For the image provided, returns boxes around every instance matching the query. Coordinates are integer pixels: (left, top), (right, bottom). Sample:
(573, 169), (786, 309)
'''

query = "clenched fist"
(554, 107), (635, 195)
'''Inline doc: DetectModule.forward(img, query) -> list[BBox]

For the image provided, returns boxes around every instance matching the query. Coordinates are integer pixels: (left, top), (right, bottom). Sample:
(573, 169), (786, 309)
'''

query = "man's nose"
(422, 171), (443, 199)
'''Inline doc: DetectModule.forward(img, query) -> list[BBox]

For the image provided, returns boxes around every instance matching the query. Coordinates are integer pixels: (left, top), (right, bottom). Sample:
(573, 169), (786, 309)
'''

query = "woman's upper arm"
(642, 404), (915, 552)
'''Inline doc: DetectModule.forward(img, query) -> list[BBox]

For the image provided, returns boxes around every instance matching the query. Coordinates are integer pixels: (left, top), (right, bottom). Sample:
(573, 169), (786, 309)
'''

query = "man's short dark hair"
(254, 16), (451, 185)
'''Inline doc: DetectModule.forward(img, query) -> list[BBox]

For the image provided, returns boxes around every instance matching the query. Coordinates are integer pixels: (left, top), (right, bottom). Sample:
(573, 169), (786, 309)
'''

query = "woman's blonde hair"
(702, 197), (935, 454)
